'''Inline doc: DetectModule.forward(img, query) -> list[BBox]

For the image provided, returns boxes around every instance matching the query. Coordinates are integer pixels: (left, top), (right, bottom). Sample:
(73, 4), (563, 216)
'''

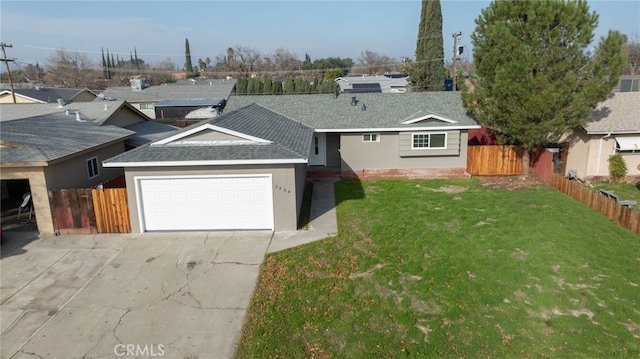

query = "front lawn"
(236, 178), (639, 358)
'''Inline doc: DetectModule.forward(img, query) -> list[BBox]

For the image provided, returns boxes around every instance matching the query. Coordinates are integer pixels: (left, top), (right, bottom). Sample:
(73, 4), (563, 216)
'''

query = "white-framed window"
(87, 156), (100, 179)
(139, 102), (155, 110)
(363, 133), (380, 142)
(411, 132), (447, 150)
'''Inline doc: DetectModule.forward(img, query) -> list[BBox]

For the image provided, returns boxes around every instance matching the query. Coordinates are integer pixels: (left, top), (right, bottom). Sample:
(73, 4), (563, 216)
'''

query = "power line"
(1, 42), (17, 103)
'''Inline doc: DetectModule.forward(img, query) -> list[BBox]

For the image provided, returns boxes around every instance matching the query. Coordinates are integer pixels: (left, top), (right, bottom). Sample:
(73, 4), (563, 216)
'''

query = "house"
(103, 104), (314, 232)
(0, 86), (97, 104)
(0, 100), (178, 234)
(224, 92), (481, 180)
(561, 92), (640, 181)
(99, 78), (236, 119)
(154, 98), (225, 124)
(101, 92), (479, 233)
(335, 75), (410, 93)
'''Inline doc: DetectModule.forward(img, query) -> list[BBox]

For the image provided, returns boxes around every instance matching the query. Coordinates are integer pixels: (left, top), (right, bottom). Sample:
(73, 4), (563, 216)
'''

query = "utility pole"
(0, 42), (17, 103)
(452, 32), (462, 92)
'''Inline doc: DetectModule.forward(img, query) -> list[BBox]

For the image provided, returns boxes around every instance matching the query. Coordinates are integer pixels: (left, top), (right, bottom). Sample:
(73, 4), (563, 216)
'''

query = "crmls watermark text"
(114, 344), (165, 357)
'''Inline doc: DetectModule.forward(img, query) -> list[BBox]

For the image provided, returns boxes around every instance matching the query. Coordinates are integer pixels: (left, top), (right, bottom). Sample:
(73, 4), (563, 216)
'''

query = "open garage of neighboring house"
(136, 175), (274, 231)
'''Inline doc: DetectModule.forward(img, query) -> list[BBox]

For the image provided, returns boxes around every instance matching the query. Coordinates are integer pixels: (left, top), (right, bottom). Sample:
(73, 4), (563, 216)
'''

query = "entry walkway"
(268, 179), (338, 253)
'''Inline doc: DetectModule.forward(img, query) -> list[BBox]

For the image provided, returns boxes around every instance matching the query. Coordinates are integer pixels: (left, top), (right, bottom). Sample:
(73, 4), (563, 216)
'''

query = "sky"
(1, 0), (639, 71)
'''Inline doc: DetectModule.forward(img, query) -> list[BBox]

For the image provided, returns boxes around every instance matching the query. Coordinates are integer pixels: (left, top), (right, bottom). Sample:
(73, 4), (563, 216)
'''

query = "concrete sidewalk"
(268, 179), (338, 253)
(0, 179), (338, 358)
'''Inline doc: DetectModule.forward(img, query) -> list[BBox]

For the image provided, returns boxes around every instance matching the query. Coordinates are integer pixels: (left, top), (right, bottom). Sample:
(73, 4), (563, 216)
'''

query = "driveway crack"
(112, 308), (132, 345)
(18, 350), (44, 359)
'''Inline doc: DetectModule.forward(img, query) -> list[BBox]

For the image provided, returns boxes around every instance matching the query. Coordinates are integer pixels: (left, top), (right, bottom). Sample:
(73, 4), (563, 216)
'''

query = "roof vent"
(65, 109), (71, 116)
(76, 112), (83, 122)
(104, 103), (108, 111)
(333, 90), (339, 99)
(56, 98), (65, 107)
(351, 96), (357, 106)
(361, 103), (366, 111)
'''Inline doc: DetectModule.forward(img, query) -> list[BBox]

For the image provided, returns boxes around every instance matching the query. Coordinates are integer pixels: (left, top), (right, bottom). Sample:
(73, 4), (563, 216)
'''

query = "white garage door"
(137, 175), (273, 231)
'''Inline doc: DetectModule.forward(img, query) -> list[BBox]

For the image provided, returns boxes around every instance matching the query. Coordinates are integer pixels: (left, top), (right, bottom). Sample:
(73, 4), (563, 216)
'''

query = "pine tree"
(273, 81), (284, 95)
(134, 47), (140, 69)
(101, 48), (108, 79)
(412, 0), (445, 91)
(263, 78), (273, 95)
(184, 38), (194, 77)
(462, 0), (625, 174)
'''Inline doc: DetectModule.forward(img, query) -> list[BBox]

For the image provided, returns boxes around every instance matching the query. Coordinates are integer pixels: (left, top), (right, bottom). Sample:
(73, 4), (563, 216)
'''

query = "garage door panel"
(138, 175), (273, 231)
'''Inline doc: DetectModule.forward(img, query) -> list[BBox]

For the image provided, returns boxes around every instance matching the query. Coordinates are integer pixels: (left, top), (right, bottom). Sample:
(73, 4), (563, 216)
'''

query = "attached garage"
(136, 175), (273, 231)
(103, 104), (314, 233)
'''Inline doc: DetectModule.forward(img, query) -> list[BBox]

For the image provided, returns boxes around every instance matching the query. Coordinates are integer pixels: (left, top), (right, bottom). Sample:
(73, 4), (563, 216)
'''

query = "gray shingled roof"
(103, 103), (314, 166)
(584, 92), (640, 134)
(0, 114), (134, 164)
(1, 100), (127, 125)
(224, 92), (480, 131)
(0, 87), (95, 103)
(124, 121), (180, 147)
(100, 79), (237, 103)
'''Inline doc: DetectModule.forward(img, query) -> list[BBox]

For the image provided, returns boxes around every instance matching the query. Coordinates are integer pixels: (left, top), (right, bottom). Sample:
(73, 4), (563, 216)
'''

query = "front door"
(308, 133), (326, 166)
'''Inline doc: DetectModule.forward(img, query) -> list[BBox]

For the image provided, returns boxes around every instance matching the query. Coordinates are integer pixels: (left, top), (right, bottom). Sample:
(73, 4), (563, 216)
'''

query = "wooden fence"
(550, 174), (640, 234)
(92, 188), (131, 233)
(467, 145), (523, 176)
(49, 188), (130, 234)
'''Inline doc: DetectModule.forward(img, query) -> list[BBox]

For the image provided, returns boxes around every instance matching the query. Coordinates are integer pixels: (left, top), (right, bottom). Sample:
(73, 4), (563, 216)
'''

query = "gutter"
(596, 133), (612, 176)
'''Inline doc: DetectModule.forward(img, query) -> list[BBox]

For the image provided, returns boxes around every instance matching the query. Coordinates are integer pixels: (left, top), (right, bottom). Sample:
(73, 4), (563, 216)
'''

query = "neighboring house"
(561, 92), (640, 180)
(335, 75), (410, 93)
(103, 104), (314, 232)
(0, 86), (97, 104)
(225, 92), (481, 179)
(99, 78), (236, 119)
(154, 98), (225, 123)
(614, 75), (640, 92)
(0, 100), (178, 234)
(102, 92), (479, 233)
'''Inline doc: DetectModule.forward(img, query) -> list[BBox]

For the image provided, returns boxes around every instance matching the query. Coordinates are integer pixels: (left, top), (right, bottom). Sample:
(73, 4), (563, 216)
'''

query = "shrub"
(608, 154), (627, 182)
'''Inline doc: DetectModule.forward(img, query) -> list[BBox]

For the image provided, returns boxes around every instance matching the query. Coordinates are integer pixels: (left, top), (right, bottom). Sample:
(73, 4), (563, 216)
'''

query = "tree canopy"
(462, 0), (625, 154)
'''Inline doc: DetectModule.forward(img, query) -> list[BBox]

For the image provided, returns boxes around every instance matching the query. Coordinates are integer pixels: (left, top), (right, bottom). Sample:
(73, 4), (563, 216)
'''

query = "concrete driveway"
(1, 231), (273, 359)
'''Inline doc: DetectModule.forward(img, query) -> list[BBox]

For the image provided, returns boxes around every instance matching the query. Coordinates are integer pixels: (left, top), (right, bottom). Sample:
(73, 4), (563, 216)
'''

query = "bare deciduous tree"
(355, 49), (394, 75)
(44, 49), (99, 88)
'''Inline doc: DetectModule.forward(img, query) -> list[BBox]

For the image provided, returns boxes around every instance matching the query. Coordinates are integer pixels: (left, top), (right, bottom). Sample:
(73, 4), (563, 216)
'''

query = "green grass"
(235, 178), (640, 358)
(591, 181), (640, 211)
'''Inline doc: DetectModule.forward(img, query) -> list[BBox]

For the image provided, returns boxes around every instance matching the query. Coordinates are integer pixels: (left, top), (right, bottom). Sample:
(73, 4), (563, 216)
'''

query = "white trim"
(103, 158), (307, 168)
(313, 125), (480, 133)
(86, 156), (100, 179)
(401, 114), (458, 125)
(362, 133), (380, 142)
(135, 174), (274, 232)
(0, 90), (46, 104)
(411, 132), (448, 150)
(152, 124), (271, 145)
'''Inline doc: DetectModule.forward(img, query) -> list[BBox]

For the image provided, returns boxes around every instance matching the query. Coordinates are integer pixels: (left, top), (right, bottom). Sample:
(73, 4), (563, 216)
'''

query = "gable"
(152, 123), (271, 146)
(401, 113), (457, 125)
(180, 129), (251, 142)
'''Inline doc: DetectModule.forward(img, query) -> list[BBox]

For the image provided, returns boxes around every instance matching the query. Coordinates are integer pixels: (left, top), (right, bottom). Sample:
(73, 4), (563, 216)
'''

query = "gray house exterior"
(225, 92), (480, 179)
(103, 104), (314, 232)
(103, 92), (480, 233)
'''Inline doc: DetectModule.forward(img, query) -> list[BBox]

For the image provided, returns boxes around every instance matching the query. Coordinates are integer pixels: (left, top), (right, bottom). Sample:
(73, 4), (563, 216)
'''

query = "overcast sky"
(1, 0), (639, 70)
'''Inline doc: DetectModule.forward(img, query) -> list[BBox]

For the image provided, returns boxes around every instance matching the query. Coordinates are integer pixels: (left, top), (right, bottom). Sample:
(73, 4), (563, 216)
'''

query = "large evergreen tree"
(412, 0), (445, 91)
(462, 0), (625, 173)
(184, 38), (194, 77)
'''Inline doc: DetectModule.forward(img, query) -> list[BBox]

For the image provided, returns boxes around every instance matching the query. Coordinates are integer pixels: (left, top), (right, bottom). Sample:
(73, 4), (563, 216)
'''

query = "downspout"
(596, 133), (612, 176)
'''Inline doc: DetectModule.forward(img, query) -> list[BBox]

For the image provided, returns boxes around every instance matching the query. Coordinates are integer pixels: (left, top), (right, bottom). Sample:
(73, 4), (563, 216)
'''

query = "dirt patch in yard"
(479, 176), (545, 191)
